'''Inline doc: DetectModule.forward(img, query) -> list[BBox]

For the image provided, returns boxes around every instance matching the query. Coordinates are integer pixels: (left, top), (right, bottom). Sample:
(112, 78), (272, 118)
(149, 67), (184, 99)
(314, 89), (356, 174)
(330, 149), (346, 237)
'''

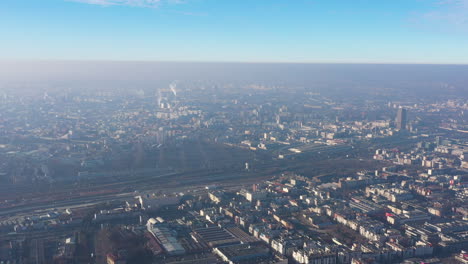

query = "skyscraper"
(396, 107), (407, 130)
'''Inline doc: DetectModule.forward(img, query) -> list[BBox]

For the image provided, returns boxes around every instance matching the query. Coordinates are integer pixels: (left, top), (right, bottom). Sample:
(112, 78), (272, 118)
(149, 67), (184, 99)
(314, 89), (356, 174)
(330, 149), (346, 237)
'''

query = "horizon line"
(1, 58), (468, 66)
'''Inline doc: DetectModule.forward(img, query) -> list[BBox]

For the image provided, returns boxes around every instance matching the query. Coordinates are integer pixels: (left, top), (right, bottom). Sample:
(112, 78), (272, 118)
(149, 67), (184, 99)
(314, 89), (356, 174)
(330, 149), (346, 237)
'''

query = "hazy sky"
(1, 0), (468, 64)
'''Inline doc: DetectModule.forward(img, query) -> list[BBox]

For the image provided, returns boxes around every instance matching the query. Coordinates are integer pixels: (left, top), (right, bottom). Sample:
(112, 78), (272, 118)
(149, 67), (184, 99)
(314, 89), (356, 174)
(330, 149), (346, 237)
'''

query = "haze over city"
(0, 1), (467, 264)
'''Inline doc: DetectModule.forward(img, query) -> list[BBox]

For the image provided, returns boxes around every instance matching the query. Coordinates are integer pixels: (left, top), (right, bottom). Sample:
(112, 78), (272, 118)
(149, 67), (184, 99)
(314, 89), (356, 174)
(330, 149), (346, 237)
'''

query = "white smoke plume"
(169, 81), (178, 97)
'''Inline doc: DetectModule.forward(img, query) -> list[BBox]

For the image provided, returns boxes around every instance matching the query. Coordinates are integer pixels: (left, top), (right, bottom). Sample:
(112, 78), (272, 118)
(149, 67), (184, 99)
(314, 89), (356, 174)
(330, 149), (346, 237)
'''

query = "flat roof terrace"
(192, 226), (240, 247)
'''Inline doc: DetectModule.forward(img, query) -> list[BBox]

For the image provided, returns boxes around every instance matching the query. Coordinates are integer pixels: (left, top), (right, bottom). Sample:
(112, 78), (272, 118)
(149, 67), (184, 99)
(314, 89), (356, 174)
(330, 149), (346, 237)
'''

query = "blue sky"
(1, 0), (467, 63)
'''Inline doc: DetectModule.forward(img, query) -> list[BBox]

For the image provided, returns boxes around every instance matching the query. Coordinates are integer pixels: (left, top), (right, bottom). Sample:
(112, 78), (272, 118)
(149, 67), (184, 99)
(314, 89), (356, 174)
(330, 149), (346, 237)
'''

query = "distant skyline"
(1, 0), (468, 64)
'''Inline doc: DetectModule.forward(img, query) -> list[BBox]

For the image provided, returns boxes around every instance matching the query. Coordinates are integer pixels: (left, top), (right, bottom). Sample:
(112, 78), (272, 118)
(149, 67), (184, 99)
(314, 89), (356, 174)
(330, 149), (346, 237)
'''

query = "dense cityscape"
(0, 74), (466, 264)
